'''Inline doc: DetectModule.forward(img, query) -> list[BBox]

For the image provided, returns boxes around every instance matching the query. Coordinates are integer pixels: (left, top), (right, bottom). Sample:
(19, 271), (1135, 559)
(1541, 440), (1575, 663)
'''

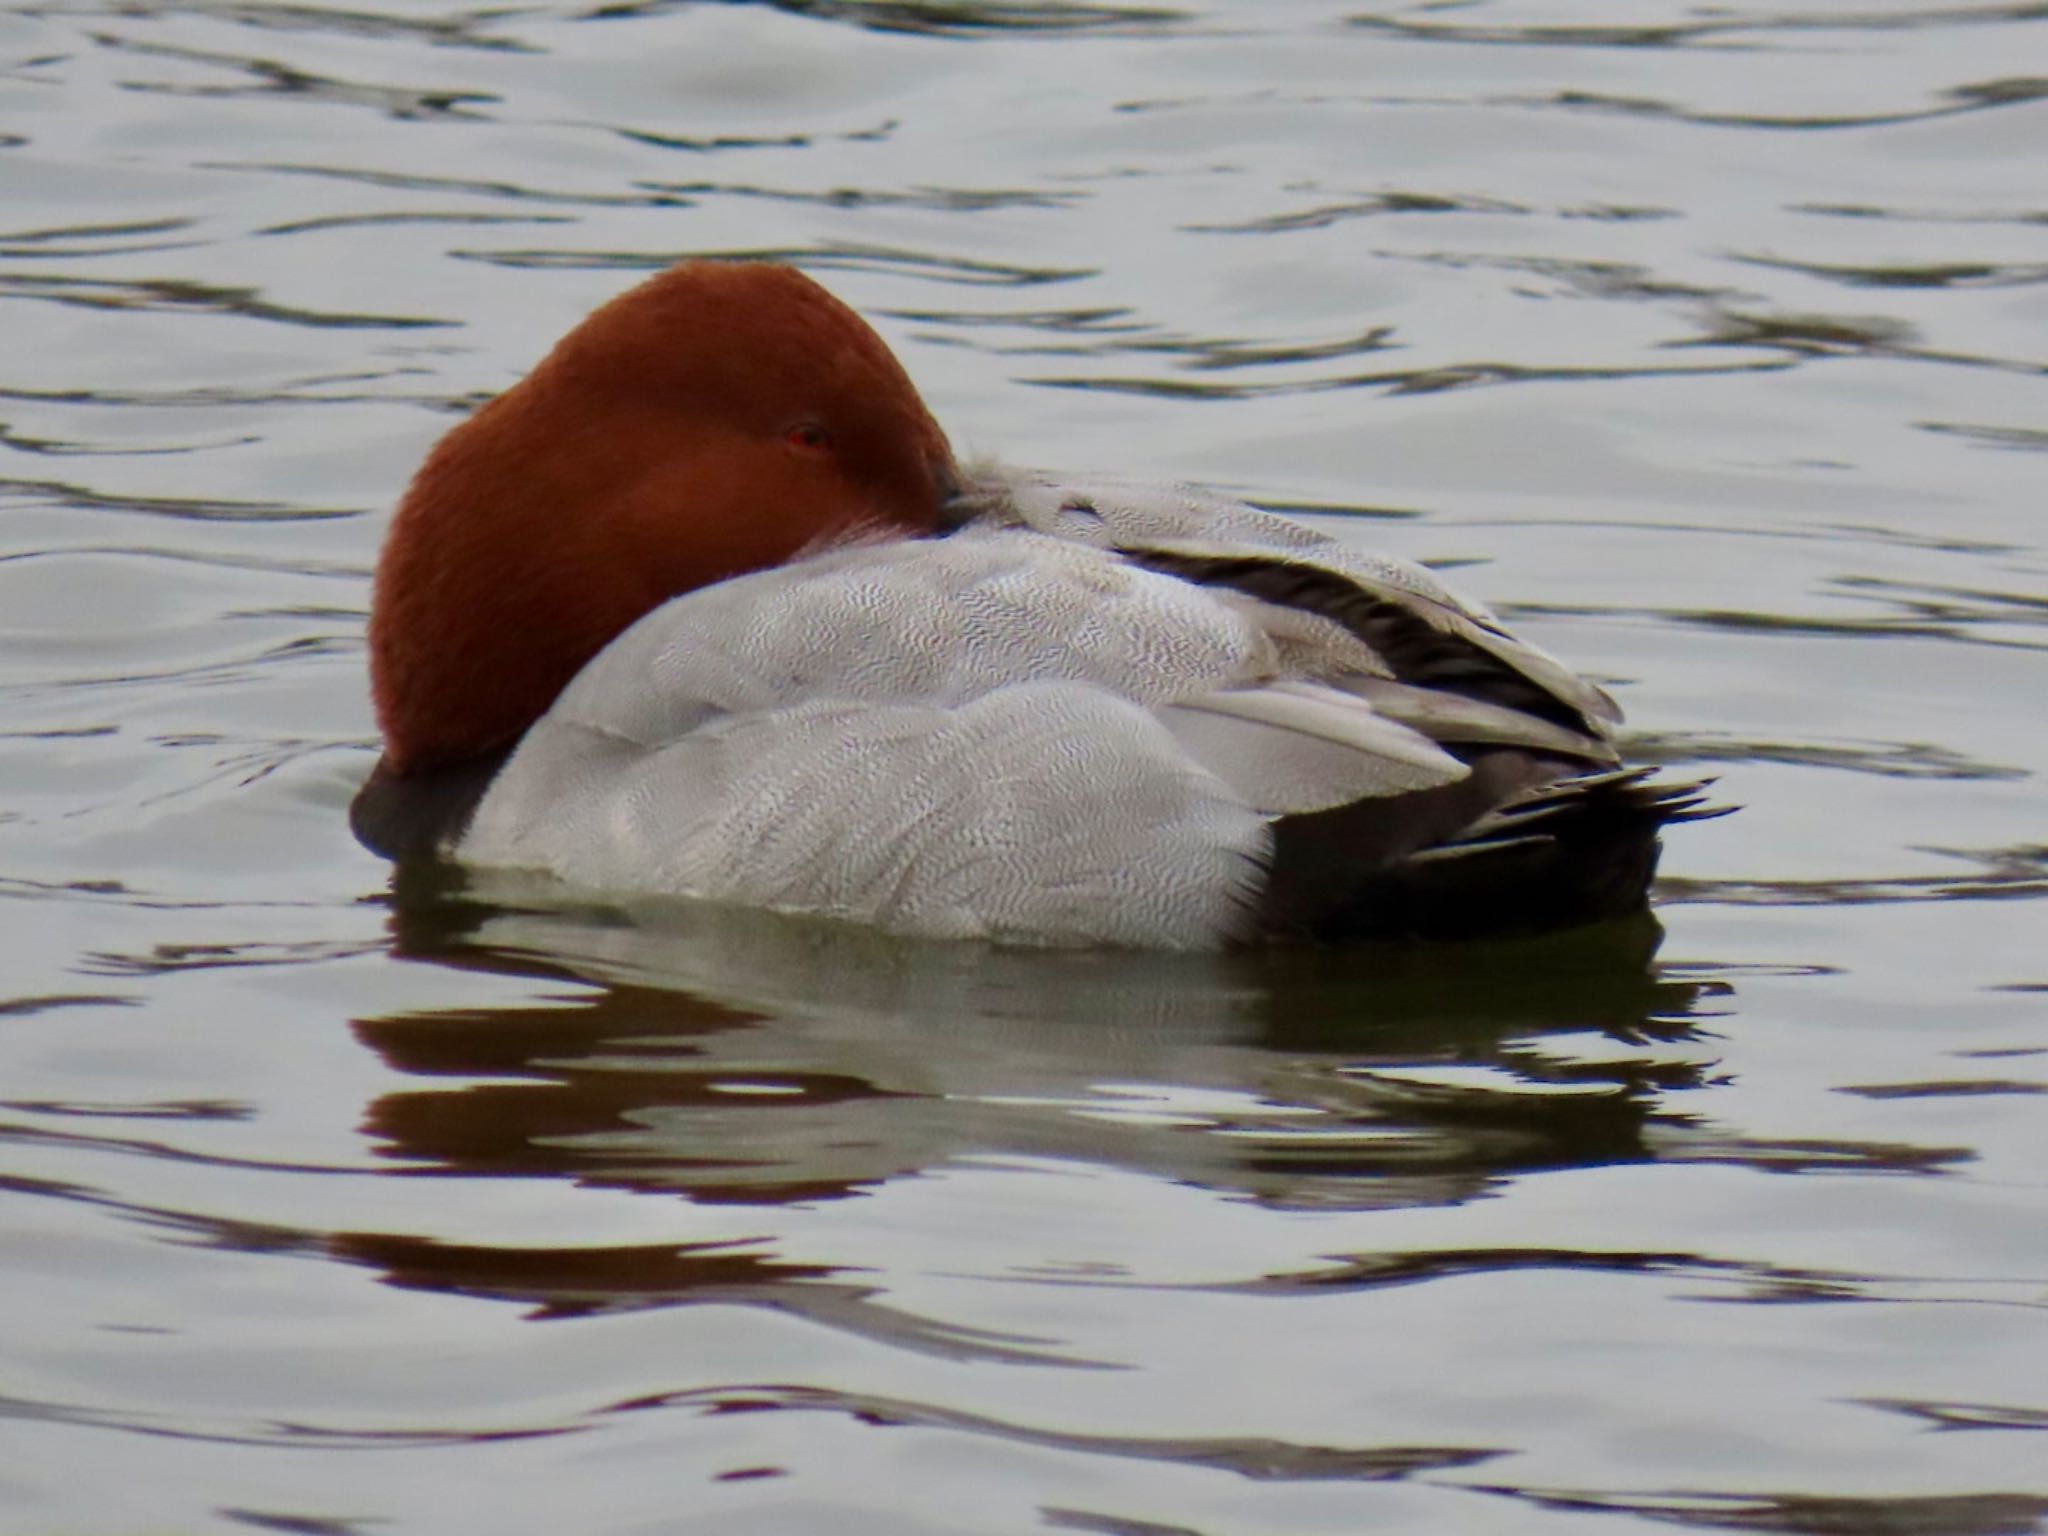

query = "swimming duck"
(353, 260), (1715, 947)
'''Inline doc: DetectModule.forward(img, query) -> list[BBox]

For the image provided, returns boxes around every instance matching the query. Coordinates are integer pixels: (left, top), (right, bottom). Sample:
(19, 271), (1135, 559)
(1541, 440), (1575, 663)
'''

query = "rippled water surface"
(3, 2), (2046, 1531)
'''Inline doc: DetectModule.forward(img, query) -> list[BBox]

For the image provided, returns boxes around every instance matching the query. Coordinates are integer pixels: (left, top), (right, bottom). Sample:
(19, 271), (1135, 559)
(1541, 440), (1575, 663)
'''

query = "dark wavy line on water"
(1864, 1397), (2048, 1433)
(74, 932), (383, 978)
(1794, 200), (2048, 228)
(1659, 845), (2048, 908)
(1, 673), (354, 755)
(1183, 1246), (2017, 1306)
(1466, 513), (2023, 560)
(1819, 521), (2032, 557)
(1348, 4), (2048, 51)
(0, 729), (363, 837)
(92, 31), (499, 121)
(1333, 258), (2043, 375)
(0, 216), (202, 261)
(634, 1382), (1506, 1482)
(1368, 247), (1732, 303)
(1043, 1509), (1215, 1536)
(0, 272), (449, 330)
(338, 1230), (1090, 1361)
(0, 476), (358, 523)
(201, 158), (702, 211)
(4, 1096), (251, 1122)
(258, 210), (573, 237)
(0, 420), (258, 458)
(0, 872), (360, 915)
(946, 323), (1401, 374)
(1024, 354), (1794, 401)
(1109, 75), (2048, 133)
(600, 0), (1193, 38)
(1499, 599), (2048, 655)
(68, 0), (539, 54)
(1841, 1079), (2046, 1100)
(1737, 253), (2048, 291)
(1921, 421), (2048, 453)
(1470, 1484), (2048, 1536)
(1187, 189), (1677, 235)
(0, 1117), (368, 1186)
(0, 371), (455, 411)
(462, 242), (1093, 287)
(886, 303), (1146, 335)
(0, 543), (369, 582)
(641, 178), (1081, 213)
(1628, 732), (2028, 784)
(1833, 575), (2048, 621)
(612, 119), (899, 154)
(1686, 308), (2047, 378)
(1525, 75), (2048, 133)
(119, 733), (362, 812)
(0, 992), (136, 1017)
(0, 217), (192, 246)
(0, 1385), (566, 1452)
(1464, 507), (2023, 559)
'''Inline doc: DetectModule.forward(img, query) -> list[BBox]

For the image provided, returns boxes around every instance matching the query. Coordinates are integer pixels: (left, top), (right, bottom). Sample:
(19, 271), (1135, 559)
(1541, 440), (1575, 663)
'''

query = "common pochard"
(353, 261), (1716, 947)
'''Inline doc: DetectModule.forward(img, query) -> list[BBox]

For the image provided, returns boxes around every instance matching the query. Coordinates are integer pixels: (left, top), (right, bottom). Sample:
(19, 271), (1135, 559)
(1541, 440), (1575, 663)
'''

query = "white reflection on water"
(1, 1), (2045, 1532)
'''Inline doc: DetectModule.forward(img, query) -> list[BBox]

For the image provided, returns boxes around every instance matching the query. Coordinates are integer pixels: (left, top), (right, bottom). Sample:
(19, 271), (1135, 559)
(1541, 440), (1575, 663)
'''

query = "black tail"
(1264, 758), (1730, 942)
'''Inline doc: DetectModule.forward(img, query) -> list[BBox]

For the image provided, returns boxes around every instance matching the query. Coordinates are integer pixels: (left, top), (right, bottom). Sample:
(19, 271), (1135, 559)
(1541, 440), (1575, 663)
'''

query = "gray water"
(2, 2), (2046, 1532)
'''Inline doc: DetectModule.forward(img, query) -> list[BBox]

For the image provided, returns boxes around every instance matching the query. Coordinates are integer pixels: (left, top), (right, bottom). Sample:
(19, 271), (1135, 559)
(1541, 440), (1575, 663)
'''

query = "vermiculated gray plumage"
(396, 466), (1724, 946)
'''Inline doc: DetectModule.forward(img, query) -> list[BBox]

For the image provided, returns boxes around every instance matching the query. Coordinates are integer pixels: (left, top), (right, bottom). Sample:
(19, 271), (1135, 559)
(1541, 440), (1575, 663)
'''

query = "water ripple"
(1631, 733), (2028, 784)
(1190, 189), (1678, 235)
(1475, 1486), (2048, 1536)
(641, 177), (1081, 214)
(1500, 598), (2048, 654)
(0, 215), (198, 259)
(463, 240), (1092, 287)
(0, 475), (358, 521)
(1921, 421), (2048, 452)
(1661, 845), (2048, 907)
(1029, 354), (1793, 401)
(0, 1387), (565, 1452)
(634, 1383), (1504, 1481)
(39, 0), (536, 53)
(1348, 5), (2048, 51)
(1841, 1078), (2046, 1101)
(0, 271), (449, 329)
(1737, 253), (2048, 291)
(1206, 1247), (2034, 1307)
(668, 1), (1192, 38)
(93, 31), (497, 120)
(334, 1232), (1090, 1362)
(1867, 1399), (2048, 1432)
(613, 118), (898, 153)
(1534, 75), (2048, 132)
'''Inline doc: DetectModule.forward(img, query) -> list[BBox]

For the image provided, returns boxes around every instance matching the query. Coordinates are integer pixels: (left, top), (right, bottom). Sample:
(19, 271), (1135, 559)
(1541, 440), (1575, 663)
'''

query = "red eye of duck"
(785, 422), (833, 453)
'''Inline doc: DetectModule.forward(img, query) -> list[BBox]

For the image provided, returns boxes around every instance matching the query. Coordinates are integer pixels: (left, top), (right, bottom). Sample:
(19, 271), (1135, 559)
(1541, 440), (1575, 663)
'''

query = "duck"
(352, 259), (1718, 948)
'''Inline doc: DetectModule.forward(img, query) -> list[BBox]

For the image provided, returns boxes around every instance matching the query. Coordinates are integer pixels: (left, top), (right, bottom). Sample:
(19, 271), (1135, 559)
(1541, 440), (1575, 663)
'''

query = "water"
(2, 1), (2045, 1531)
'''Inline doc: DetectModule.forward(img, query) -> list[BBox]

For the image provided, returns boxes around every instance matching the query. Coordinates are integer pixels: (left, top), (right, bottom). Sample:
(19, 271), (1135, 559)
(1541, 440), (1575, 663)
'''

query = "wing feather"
(958, 466), (1622, 741)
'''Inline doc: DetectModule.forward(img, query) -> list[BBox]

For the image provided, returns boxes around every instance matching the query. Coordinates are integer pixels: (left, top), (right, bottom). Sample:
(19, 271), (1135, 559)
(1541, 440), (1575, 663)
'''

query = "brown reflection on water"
(310, 877), (1966, 1326)
(357, 878), (1698, 1200)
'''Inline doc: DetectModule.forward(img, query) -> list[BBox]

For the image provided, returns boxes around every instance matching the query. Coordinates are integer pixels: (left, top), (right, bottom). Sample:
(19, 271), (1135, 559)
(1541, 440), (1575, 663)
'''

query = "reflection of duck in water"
(337, 881), (1718, 1328)
(354, 261), (1719, 947)
(334, 891), (1971, 1331)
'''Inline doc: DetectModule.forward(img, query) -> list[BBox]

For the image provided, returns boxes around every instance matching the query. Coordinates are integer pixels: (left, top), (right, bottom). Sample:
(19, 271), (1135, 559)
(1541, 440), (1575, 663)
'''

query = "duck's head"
(367, 260), (959, 774)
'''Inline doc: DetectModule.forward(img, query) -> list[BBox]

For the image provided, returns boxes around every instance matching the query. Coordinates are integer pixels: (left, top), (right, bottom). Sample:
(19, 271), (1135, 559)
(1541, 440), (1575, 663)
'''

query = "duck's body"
(354, 263), (1714, 947)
